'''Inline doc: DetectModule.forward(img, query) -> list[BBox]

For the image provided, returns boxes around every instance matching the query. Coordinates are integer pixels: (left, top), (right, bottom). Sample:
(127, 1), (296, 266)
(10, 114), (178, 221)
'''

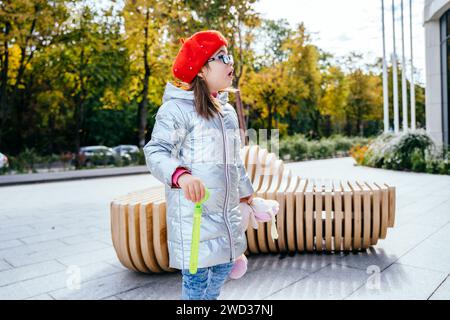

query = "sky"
(253, 0), (426, 84)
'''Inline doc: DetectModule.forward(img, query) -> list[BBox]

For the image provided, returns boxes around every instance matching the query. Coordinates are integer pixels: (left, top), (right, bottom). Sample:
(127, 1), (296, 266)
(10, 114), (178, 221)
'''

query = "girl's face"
(199, 45), (234, 93)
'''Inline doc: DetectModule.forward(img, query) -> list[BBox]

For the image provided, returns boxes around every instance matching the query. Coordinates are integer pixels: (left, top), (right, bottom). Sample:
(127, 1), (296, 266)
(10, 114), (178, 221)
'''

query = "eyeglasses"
(207, 54), (234, 65)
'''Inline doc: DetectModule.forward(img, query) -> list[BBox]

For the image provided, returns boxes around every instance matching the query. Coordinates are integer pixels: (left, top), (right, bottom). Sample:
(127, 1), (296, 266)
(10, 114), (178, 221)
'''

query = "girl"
(143, 30), (254, 300)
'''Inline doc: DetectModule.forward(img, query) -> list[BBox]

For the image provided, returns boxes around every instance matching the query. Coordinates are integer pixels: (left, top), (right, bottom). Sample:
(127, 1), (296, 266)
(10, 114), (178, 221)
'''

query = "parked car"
(0, 152), (9, 169)
(72, 146), (121, 167)
(112, 145), (140, 163)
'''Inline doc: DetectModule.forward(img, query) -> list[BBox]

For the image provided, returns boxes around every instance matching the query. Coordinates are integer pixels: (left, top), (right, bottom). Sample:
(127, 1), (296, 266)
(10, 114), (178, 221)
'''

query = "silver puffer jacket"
(143, 81), (254, 270)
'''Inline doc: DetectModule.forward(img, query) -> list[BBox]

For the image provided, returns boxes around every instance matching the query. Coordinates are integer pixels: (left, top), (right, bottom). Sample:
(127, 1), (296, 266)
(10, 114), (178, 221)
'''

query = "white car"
(112, 145), (140, 163)
(0, 152), (9, 169)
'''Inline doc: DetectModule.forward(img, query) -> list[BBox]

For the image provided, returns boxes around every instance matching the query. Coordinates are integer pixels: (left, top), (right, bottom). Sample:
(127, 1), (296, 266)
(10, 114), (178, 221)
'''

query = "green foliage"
(279, 134), (369, 161)
(8, 148), (41, 173)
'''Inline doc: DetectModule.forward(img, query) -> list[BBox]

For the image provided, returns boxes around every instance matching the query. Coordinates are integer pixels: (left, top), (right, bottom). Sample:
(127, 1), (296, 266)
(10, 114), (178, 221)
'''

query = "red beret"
(172, 30), (228, 84)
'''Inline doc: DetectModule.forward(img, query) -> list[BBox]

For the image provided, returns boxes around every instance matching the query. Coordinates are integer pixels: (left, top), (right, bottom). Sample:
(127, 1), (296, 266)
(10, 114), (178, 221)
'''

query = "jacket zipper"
(218, 112), (235, 262)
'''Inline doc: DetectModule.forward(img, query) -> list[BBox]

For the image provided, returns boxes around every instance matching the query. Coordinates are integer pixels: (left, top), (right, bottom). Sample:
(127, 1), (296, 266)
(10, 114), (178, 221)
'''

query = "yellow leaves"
(317, 66), (349, 120)
(241, 64), (290, 130)
(100, 88), (121, 110)
(6, 44), (21, 85)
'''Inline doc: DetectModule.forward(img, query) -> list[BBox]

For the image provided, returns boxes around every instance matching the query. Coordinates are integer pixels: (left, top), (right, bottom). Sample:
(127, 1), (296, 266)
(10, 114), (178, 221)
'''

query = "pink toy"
(229, 197), (280, 279)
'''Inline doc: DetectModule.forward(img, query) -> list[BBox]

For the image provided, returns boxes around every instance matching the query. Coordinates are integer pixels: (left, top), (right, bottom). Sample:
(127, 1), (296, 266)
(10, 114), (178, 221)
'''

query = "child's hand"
(177, 173), (206, 203)
(240, 194), (254, 204)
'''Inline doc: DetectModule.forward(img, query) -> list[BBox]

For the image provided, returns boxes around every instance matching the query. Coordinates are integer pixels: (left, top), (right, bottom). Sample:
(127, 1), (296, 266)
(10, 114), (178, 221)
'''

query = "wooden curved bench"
(110, 145), (396, 273)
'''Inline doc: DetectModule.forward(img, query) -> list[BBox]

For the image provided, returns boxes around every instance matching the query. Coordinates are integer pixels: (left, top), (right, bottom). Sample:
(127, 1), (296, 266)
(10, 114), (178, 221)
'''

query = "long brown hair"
(190, 73), (222, 120)
(173, 63), (222, 120)
(174, 61), (239, 120)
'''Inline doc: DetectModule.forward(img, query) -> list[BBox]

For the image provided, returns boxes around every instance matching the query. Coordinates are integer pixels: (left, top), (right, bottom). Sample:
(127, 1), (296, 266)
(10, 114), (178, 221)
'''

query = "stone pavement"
(0, 157), (449, 300)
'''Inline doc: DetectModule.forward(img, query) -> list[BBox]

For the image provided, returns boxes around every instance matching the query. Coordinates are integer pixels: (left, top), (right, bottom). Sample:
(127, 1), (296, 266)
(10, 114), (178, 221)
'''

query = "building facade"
(425, 0), (450, 146)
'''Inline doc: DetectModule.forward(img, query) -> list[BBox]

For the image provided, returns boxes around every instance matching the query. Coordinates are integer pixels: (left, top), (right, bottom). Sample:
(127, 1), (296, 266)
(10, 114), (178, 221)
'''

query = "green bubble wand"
(189, 187), (210, 274)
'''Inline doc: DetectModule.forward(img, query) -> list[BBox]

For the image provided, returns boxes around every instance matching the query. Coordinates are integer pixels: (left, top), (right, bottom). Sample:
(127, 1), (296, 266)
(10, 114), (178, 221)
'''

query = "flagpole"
(409, 0), (416, 129)
(392, 0), (400, 133)
(401, 0), (408, 131)
(382, 0), (390, 133)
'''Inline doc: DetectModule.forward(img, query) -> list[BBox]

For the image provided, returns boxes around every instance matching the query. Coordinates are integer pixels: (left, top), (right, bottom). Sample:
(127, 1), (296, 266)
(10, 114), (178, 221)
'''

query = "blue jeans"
(181, 261), (234, 300)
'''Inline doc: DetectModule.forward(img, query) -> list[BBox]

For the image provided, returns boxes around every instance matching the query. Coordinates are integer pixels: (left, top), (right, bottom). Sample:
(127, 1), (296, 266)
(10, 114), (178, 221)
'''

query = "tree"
(37, 3), (129, 155)
(345, 69), (382, 136)
(283, 23), (322, 138)
(241, 64), (290, 138)
(123, 0), (173, 148)
(317, 65), (349, 135)
(0, 0), (68, 147)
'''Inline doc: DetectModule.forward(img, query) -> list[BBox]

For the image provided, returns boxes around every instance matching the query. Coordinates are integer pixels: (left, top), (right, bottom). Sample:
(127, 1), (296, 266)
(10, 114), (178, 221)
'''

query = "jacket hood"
(162, 81), (229, 106)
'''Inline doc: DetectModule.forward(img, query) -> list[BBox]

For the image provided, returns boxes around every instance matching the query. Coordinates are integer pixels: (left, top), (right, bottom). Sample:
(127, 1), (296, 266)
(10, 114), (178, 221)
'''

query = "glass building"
(425, 0), (450, 147)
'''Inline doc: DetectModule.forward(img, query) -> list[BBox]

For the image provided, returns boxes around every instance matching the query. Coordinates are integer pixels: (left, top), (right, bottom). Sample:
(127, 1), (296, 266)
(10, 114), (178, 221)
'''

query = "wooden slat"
(266, 160), (285, 253)
(375, 182), (389, 239)
(348, 181), (362, 250)
(314, 180), (323, 251)
(387, 184), (396, 228)
(118, 203), (138, 271)
(128, 202), (150, 272)
(127, 189), (165, 273)
(255, 153), (277, 253)
(274, 169), (291, 253)
(324, 180), (333, 252)
(110, 202), (126, 268)
(365, 182), (381, 246)
(341, 181), (353, 251)
(286, 176), (300, 252)
(245, 145), (260, 183)
(245, 146), (267, 254)
(305, 180), (314, 252)
(139, 201), (164, 273)
(357, 181), (372, 250)
(152, 200), (173, 271)
(332, 181), (344, 251)
(295, 178), (308, 252)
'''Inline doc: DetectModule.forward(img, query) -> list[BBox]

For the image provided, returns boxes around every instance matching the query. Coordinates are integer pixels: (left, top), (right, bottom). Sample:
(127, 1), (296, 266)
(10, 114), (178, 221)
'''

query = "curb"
(0, 165), (149, 187)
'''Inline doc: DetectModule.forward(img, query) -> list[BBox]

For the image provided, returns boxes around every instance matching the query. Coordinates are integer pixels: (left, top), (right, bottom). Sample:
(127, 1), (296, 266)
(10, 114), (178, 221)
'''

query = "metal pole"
(409, 0), (416, 129)
(382, 0), (390, 133)
(392, 0), (400, 133)
(401, 0), (408, 131)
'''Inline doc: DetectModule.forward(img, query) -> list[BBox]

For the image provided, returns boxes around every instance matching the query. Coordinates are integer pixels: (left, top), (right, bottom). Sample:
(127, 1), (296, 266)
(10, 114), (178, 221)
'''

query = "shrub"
(8, 148), (42, 173)
(351, 129), (449, 175)
(137, 149), (146, 165)
(279, 133), (365, 161)
(280, 135), (308, 161)
(308, 139), (334, 159)
(411, 148), (426, 172)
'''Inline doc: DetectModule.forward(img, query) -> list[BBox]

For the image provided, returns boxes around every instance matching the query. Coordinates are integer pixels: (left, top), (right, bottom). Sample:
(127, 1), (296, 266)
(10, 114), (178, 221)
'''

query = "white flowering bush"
(357, 129), (449, 175)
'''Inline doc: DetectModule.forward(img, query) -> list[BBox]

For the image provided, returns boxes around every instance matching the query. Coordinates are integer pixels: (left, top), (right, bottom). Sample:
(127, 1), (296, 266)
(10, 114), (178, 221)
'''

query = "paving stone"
(0, 259), (12, 272)
(0, 261), (123, 299)
(4, 240), (110, 267)
(264, 264), (369, 300)
(347, 263), (448, 300)
(0, 260), (65, 287)
(48, 270), (158, 300)
(397, 238), (450, 273)
(429, 275), (450, 300)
